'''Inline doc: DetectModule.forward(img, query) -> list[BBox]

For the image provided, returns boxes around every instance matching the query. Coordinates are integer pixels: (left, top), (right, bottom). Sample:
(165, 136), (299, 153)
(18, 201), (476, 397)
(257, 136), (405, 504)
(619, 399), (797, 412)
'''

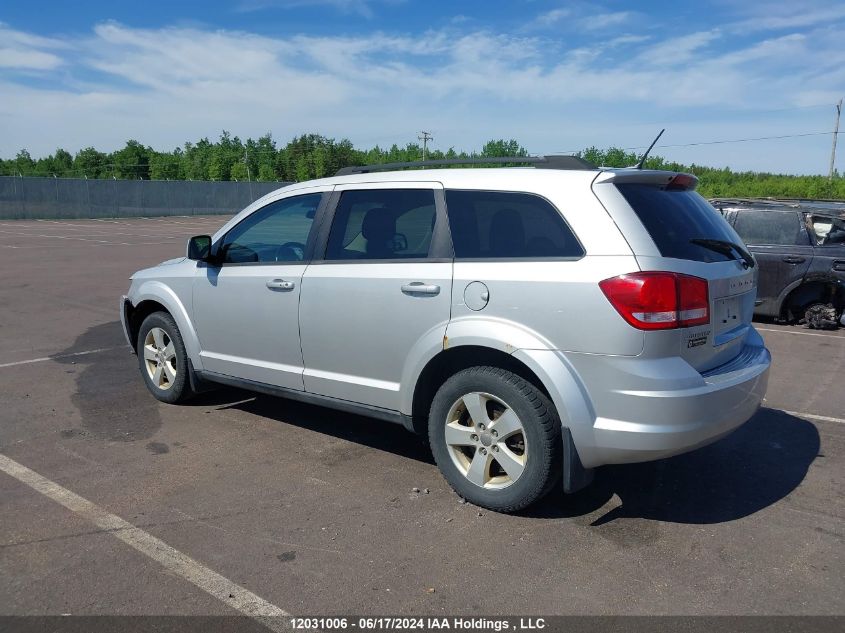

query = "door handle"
(266, 279), (295, 291)
(833, 261), (845, 272)
(782, 256), (806, 264)
(401, 282), (440, 296)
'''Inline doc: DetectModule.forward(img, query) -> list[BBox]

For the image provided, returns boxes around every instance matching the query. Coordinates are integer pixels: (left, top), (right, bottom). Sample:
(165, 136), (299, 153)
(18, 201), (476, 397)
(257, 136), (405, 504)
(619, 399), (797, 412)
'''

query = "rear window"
(617, 184), (741, 262)
(445, 190), (584, 259)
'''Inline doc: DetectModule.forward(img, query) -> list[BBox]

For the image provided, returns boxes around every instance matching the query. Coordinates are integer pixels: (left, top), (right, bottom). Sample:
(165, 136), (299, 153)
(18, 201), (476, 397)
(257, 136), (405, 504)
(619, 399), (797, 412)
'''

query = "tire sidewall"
(428, 368), (557, 511)
(137, 312), (190, 404)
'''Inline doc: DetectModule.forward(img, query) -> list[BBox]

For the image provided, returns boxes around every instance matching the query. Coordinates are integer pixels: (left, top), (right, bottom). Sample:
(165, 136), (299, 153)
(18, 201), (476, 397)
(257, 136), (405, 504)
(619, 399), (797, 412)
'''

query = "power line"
(553, 130), (840, 155)
(655, 131), (836, 149)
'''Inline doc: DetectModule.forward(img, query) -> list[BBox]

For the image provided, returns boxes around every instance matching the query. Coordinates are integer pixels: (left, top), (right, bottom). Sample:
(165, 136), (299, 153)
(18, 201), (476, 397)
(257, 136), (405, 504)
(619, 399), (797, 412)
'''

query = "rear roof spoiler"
(593, 169), (699, 190)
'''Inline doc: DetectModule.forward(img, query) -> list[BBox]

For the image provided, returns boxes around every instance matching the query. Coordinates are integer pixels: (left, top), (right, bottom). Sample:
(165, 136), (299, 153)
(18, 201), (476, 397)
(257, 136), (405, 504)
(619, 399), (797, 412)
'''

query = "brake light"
(599, 272), (709, 330)
(665, 174), (696, 190)
(677, 274), (709, 326)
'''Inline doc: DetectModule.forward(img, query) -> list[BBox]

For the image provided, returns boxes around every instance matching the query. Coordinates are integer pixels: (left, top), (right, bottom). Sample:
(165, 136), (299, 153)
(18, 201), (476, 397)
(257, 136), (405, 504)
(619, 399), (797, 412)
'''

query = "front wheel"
(137, 311), (195, 403)
(428, 366), (561, 512)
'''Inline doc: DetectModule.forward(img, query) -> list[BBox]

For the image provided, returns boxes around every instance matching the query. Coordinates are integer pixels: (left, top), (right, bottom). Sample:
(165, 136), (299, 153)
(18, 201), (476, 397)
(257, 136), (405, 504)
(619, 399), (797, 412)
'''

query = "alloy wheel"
(143, 327), (177, 391)
(444, 392), (528, 489)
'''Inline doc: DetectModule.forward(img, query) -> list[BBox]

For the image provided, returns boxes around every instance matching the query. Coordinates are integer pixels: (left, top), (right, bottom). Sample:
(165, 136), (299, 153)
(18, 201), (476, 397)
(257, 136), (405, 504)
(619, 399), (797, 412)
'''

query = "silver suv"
(120, 157), (771, 512)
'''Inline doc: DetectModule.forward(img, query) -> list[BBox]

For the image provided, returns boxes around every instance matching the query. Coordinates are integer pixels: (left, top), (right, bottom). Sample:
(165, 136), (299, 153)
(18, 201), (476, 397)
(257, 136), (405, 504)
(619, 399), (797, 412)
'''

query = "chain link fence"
(0, 176), (293, 219)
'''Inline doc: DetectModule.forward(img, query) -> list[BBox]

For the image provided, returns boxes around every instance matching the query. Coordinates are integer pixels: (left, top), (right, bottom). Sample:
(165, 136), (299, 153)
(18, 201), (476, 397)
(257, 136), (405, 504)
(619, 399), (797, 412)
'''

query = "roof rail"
(334, 155), (596, 176)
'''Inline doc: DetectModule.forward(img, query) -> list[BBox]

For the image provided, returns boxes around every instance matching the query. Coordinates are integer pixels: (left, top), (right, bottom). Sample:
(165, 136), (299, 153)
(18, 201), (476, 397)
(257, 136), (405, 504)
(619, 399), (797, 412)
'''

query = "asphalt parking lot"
(0, 216), (843, 620)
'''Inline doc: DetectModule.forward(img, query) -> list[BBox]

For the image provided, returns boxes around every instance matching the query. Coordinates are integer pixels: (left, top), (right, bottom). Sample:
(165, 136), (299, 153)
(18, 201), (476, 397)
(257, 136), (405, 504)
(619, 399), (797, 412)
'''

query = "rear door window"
(324, 189), (436, 260)
(616, 185), (741, 262)
(444, 190), (583, 259)
(733, 210), (804, 246)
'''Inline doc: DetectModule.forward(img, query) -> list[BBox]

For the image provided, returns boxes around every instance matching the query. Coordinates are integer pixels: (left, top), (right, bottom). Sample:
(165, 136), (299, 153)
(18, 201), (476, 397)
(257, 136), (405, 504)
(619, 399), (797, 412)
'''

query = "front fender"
(131, 280), (203, 370)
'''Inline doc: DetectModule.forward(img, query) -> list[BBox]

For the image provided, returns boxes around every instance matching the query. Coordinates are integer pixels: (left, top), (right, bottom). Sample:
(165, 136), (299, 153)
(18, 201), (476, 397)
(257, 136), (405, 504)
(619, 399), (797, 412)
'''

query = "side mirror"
(187, 235), (212, 261)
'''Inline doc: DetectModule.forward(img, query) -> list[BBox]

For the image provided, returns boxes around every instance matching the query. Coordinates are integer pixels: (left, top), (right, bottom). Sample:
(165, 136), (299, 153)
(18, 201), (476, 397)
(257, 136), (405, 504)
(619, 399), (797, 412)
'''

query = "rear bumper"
(559, 330), (771, 468)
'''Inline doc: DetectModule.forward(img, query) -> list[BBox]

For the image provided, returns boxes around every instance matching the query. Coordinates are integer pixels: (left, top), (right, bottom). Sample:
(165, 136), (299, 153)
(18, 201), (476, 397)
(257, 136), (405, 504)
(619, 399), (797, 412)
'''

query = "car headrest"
(361, 208), (396, 256)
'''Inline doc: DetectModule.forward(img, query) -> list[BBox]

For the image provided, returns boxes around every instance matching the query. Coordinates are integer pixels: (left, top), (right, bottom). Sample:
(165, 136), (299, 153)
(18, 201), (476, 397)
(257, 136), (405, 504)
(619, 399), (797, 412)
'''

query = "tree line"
(2, 133), (843, 200)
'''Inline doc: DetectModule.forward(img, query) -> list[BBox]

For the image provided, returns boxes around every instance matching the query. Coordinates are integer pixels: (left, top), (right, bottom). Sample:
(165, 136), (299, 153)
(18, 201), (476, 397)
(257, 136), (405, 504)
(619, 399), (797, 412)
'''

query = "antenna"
(635, 128), (665, 169)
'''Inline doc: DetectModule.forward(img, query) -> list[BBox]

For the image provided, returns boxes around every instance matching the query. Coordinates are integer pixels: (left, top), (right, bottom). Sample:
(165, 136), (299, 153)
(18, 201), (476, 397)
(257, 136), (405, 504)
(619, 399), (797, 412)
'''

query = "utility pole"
(418, 131), (433, 161)
(830, 98), (842, 182)
(244, 147), (251, 182)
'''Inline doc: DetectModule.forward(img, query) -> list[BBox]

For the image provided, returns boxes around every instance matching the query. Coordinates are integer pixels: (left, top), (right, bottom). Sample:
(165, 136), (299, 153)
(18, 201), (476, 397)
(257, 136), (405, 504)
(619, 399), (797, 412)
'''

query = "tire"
(428, 366), (561, 512)
(136, 311), (195, 404)
(802, 302), (839, 330)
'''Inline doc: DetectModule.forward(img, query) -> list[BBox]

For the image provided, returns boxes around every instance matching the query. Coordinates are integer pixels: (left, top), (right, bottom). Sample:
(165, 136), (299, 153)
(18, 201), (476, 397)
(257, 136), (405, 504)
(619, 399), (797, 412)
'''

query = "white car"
(121, 157), (770, 511)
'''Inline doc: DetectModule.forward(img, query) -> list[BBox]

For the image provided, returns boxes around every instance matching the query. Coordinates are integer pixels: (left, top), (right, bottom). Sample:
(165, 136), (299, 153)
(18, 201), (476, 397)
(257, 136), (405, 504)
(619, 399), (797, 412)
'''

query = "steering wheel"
(275, 241), (306, 261)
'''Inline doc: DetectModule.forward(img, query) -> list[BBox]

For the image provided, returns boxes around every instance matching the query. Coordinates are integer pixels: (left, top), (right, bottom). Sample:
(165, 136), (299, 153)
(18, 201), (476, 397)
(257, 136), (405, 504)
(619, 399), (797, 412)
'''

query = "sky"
(1, 0), (843, 174)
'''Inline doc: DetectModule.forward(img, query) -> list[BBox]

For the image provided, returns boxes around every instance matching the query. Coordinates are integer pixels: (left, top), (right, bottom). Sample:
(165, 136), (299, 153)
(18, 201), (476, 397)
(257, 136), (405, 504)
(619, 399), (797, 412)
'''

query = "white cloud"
(636, 30), (721, 65)
(0, 20), (843, 173)
(607, 34), (651, 47)
(529, 8), (571, 29)
(236, 0), (403, 19)
(579, 11), (632, 31)
(525, 8), (635, 32)
(0, 48), (63, 70)
(0, 22), (68, 70)
(729, 3), (845, 32)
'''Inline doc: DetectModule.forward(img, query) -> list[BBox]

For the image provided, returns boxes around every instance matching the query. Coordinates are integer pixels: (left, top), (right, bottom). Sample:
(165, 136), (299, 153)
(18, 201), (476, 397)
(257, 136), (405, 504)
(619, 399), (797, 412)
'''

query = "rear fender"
(510, 347), (600, 469)
(443, 318), (598, 461)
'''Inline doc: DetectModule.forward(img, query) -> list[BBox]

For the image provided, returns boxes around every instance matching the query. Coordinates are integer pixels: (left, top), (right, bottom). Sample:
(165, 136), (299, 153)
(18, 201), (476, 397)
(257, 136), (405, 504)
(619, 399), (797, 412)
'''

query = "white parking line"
(0, 347), (120, 369)
(757, 327), (845, 339)
(0, 229), (182, 242)
(0, 453), (288, 620)
(782, 410), (845, 425)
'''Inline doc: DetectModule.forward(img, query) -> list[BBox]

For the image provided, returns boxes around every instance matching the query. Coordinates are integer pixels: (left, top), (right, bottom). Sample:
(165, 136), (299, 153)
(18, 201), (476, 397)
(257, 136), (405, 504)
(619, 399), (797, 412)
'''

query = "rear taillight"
(599, 272), (709, 330)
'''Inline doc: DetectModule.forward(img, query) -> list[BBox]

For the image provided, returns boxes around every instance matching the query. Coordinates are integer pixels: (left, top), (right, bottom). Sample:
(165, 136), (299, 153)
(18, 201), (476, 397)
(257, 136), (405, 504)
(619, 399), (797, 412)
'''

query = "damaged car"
(712, 198), (845, 327)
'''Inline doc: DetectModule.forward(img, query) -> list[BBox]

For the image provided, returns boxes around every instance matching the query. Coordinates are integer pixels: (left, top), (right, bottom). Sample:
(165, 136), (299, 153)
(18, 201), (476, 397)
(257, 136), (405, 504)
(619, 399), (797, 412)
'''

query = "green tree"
(73, 147), (107, 178)
(112, 140), (150, 179)
(149, 149), (182, 180)
(13, 149), (35, 175)
(6, 134), (845, 200)
(257, 163), (276, 181)
(479, 139), (527, 157)
(230, 161), (249, 181)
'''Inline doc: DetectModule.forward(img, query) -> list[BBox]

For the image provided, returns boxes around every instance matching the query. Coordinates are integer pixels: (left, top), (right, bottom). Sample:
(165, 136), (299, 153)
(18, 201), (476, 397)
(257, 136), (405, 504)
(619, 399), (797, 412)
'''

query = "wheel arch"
(409, 345), (554, 437)
(780, 278), (845, 320)
(126, 299), (169, 350)
(128, 281), (202, 368)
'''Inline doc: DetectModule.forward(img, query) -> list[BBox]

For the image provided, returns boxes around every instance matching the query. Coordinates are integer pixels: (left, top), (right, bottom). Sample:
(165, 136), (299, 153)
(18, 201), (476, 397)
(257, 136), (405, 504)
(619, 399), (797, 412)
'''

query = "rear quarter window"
(616, 184), (741, 262)
(444, 190), (584, 259)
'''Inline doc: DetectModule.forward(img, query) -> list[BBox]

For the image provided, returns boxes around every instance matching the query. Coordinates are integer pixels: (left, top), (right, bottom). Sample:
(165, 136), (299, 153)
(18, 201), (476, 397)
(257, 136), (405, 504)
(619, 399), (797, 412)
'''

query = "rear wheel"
(137, 312), (195, 403)
(428, 366), (561, 512)
(802, 302), (839, 329)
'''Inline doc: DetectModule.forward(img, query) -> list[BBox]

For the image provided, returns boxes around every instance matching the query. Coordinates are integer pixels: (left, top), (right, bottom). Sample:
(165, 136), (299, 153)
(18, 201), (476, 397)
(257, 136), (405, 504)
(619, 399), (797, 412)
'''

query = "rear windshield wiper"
(690, 238), (755, 269)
